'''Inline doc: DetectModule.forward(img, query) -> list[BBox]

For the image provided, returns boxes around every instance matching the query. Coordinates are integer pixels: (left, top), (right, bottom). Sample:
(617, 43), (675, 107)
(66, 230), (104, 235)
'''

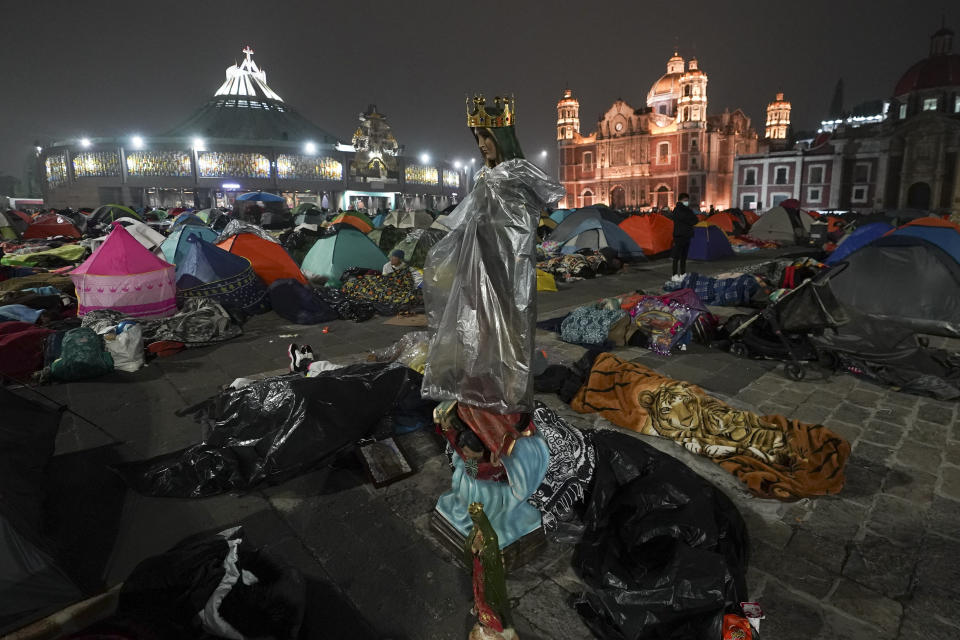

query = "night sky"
(2, 0), (953, 181)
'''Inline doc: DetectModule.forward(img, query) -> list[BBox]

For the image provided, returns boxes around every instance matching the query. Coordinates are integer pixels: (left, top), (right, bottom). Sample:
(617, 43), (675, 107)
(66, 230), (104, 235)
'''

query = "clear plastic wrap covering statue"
(422, 96), (565, 416)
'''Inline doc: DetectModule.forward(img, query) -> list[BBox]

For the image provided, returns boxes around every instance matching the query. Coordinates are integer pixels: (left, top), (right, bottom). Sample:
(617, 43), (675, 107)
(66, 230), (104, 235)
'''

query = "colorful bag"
(50, 327), (114, 381)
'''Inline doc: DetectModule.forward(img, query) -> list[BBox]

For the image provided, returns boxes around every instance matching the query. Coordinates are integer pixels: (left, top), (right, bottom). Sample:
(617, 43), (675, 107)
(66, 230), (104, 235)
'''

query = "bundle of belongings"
(728, 235), (780, 253)
(340, 267), (421, 314)
(558, 352), (851, 500)
(664, 259), (827, 307)
(70, 527), (306, 640)
(536, 251), (609, 282)
(115, 361), (434, 497)
(546, 290), (712, 356)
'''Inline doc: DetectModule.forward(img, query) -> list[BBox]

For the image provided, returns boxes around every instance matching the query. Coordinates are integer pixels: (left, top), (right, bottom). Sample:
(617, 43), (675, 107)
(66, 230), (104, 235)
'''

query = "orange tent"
(619, 214), (674, 256)
(705, 212), (736, 234)
(899, 216), (960, 233)
(216, 233), (308, 285)
(23, 213), (81, 239)
(825, 215), (846, 234)
(328, 212), (373, 234)
(743, 210), (760, 226)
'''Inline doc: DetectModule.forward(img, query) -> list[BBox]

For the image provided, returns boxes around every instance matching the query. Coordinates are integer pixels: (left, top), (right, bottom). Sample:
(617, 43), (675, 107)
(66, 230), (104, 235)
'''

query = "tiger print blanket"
(569, 353), (850, 500)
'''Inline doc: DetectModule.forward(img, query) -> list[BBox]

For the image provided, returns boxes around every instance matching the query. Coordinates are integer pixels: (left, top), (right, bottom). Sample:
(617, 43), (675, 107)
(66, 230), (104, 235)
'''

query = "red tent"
(743, 210), (760, 225)
(705, 212), (737, 234)
(23, 213), (81, 239)
(619, 214), (674, 256)
(10, 210), (32, 224)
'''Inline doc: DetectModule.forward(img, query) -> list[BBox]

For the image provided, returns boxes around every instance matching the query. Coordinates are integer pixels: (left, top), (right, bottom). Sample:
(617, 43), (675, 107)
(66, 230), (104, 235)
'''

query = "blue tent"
(236, 191), (285, 202)
(890, 224), (960, 263)
(688, 224), (734, 260)
(549, 209), (574, 224)
(826, 222), (894, 265)
(160, 225), (218, 265)
(175, 236), (270, 315)
(371, 212), (388, 228)
(552, 218), (646, 260)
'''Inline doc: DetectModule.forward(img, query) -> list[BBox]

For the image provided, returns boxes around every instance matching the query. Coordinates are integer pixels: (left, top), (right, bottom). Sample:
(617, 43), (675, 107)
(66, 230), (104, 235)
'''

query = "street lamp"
(304, 141), (317, 154)
(540, 150), (548, 159)
(420, 153), (430, 164)
(454, 160), (462, 169)
(192, 137), (205, 151)
(80, 138), (92, 148)
(131, 135), (144, 149)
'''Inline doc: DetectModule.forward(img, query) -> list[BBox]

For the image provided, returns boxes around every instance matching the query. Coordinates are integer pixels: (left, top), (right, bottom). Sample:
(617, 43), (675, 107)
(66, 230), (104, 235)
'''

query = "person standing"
(670, 192), (698, 278)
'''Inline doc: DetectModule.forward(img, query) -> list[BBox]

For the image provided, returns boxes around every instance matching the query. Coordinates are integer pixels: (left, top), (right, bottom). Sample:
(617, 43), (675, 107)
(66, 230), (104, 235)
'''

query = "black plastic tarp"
(812, 309), (960, 399)
(829, 236), (960, 337)
(0, 387), (82, 636)
(116, 363), (431, 497)
(573, 430), (749, 640)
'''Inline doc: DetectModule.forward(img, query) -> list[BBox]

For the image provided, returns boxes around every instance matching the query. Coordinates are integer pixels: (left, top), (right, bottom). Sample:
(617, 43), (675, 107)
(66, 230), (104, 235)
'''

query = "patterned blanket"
(663, 272), (763, 306)
(341, 268), (418, 309)
(570, 353), (850, 500)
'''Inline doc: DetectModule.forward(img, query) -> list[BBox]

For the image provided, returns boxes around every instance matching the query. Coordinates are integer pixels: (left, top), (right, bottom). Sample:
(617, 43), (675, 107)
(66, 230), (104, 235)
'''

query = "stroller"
(725, 264), (849, 380)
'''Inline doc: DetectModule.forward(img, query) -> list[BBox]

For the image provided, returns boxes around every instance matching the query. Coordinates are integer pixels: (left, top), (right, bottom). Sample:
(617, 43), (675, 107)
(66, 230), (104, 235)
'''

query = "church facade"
(556, 52), (759, 211)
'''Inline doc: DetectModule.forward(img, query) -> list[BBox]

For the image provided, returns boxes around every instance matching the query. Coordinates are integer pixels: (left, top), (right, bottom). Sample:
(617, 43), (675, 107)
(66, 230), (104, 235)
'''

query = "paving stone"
(827, 578), (901, 638)
(800, 498), (867, 543)
(816, 609), (890, 640)
(845, 389), (883, 408)
(860, 420), (905, 447)
(938, 466), (960, 501)
(758, 402), (794, 416)
(831, 402), (873, 425)
(753, 541), (836, 599)
(826, 420), (862, 443)
(882, 391), (919, 408)
(843, 534), (919, 598)
(840, 462), (886, 505)
(793, 404), (833, 425)
(851, 441), (894, 467)
(881, 467), (937, 504)
(902, 582), (960, 631)
(865, 494), (927, 546)
(926, 495), (960, 540)
(756, 581), (824, 640)
(515, 578), (594, 640)
(917, 403), (955, 425)
(915, 534), (960, 596)
(908, 420), (950, 449)
(896, 440), (941, 471)
(897, 611), (960, 640)
(945, 441), (960, 467)
(741, 510), (794, 549)
(751, 376), (790, 394)
(775, 388), (813, 408)
(736, 389), (772, 407)
(870, 404), (913, 426)
(810, 391), (847, 409)
(785, 529), (849, 574)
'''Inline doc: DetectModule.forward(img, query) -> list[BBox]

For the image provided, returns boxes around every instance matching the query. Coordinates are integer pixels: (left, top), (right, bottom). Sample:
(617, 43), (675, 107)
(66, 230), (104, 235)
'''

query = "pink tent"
(71, 224), (176, 318)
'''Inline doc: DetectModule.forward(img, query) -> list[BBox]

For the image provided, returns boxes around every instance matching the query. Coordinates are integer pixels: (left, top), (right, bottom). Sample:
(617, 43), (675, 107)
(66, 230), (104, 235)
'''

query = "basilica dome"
(646, 52), (684, 115)
(893, 27), (960, 97)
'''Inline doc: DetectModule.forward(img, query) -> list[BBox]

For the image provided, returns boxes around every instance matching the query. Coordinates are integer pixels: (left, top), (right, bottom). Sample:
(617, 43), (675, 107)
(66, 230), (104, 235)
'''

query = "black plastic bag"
(116, 364), (426, 497)
(111, 526), (305, 639)
(573, 430), (749, 640)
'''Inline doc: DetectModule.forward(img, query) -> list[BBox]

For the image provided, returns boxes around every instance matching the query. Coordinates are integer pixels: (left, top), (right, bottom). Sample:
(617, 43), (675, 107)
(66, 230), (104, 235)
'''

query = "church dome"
(893, 26), (960, 96)
(646, 52), (684, 110)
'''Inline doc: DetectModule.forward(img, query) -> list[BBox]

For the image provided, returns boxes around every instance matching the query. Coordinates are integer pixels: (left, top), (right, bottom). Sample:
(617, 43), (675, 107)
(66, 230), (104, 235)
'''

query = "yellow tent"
(536, 269), (557, 292)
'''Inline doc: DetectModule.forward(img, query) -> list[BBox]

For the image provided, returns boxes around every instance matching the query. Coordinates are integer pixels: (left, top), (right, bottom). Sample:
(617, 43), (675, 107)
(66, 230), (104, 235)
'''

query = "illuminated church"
(557, 51), (758, 211)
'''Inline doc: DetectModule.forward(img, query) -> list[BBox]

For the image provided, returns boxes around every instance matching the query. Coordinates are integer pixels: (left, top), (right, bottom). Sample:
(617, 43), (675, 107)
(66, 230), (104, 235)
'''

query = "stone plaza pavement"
(27, 251), (960, 639)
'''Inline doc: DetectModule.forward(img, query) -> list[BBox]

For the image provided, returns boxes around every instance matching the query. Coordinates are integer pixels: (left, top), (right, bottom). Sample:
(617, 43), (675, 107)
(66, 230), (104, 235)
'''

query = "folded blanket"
(570, 352), (850, 500)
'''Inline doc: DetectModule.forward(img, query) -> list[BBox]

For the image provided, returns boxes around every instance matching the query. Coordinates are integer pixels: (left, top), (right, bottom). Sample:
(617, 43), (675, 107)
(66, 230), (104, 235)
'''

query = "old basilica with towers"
(556, 51), (759, 211)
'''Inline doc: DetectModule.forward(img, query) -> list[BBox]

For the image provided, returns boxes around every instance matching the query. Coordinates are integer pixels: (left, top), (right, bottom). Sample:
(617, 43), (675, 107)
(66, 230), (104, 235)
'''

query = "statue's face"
(475, 128), (499, 166)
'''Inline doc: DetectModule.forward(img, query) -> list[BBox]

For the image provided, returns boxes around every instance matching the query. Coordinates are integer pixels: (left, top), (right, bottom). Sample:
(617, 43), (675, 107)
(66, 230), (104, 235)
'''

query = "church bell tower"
(677, 58), (708, 128)
(557, 88), (580, 141)
(765, 92), (792, 140)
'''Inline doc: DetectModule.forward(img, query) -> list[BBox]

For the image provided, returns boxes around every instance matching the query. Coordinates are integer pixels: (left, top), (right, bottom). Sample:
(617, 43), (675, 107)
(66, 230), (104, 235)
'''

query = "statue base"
(430, 509), (546, 571)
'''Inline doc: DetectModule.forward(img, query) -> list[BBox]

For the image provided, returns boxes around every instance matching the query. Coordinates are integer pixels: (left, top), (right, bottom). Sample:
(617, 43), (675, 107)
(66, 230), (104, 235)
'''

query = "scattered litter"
(278, 333), (298, 338)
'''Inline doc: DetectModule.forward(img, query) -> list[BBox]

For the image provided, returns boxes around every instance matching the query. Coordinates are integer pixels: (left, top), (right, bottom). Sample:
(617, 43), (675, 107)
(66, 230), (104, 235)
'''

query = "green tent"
(292, 202), (320, 217)
(301, 228), (386, 287)
(367, 226), (407, 252)
(0, 211), (21, 241)
(89, 204), (142, 227)
(389, 227), (446, 268)
(1, 244), (87, 267)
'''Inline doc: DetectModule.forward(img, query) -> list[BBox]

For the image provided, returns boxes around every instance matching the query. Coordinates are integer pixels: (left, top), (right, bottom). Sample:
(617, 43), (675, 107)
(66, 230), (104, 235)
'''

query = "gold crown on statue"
(466, 94), (516, 128)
